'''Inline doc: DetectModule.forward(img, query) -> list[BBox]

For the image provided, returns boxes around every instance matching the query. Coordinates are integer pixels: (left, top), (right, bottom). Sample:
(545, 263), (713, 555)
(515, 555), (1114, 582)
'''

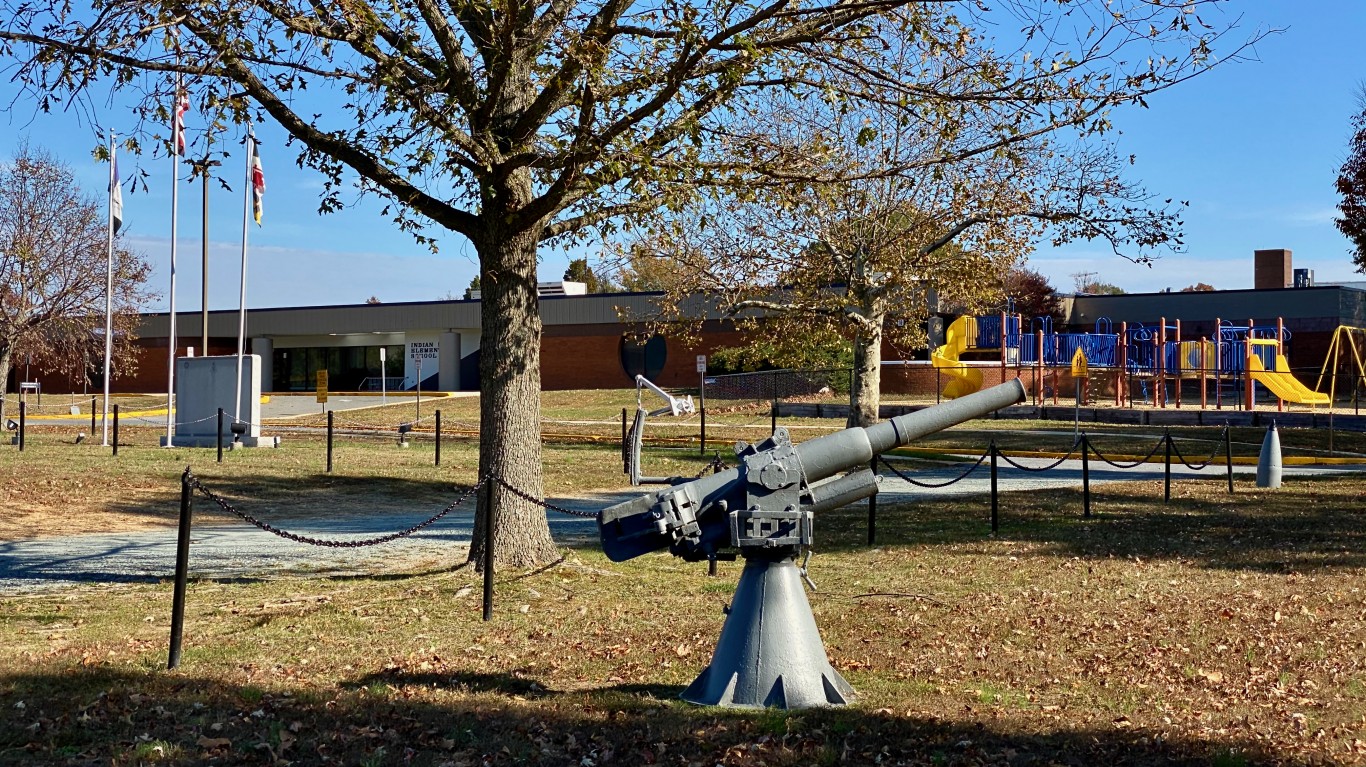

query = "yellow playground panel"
(1316, 326), (1366, 402)
(1246, 338), (1330, 406)
(1175, 339), (1216, 378)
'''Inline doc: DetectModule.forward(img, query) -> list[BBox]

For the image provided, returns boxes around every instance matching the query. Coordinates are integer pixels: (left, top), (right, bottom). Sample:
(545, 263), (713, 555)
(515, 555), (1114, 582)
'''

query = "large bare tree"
(0, 0), (1260, 562)
(0, 144), (152, 420)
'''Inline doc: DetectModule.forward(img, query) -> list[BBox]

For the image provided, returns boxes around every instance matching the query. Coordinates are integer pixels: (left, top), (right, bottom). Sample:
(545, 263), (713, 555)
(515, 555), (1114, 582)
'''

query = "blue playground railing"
(971, 314), (1021, 350)
(1055, 333), (1118, 367)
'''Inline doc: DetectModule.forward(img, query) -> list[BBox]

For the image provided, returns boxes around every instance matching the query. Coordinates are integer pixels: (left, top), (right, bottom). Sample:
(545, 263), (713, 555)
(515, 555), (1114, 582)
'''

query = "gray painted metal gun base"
(682, 554), (853, 709)
(601, 380), (1028, 710)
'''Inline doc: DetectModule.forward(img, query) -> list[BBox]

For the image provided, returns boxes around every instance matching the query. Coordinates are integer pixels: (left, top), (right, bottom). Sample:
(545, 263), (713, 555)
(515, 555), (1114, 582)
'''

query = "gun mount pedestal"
(599, 379), (1028, 710)
(682, 551), (853, 708)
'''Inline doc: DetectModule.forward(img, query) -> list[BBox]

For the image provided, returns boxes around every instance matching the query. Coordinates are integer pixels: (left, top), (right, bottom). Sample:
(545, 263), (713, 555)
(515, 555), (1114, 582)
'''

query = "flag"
(174, 91), (190, 155)
(110, 154), (123, 235)
(251, 138), (265, 225)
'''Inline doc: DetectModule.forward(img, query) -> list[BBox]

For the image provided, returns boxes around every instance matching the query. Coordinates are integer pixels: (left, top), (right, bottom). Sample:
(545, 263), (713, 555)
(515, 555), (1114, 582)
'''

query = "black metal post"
(216, 408), (224, 463)
(90, 396), (96, 435)
(18, 400), (25, 452)
(1081, 433), (1091, 519)
(620, 407), (628, 472)
(771, 371), (778, 436)
(482, 478), (495, 622)
(989, 441), (999, 534)
(1224, 425), (1234, 494)
(435, 409), (442, 467)
(707, 555), (717, 577)
(867, 455), (878, 545)
(112, 404), (119, 456)
(326, 410), (334, 473)
(168, 468), (194, 669)
(1163, 429), (1172, 503)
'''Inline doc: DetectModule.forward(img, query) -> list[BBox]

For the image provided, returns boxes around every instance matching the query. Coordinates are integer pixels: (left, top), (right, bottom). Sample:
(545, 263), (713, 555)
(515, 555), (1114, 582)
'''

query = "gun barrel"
(598, 378), (1026, 562)
(796, 379), (1026, 482)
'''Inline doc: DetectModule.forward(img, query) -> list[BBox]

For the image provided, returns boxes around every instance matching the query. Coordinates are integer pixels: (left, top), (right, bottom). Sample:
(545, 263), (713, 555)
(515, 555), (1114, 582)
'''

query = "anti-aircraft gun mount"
(598, 379), (1027, 709)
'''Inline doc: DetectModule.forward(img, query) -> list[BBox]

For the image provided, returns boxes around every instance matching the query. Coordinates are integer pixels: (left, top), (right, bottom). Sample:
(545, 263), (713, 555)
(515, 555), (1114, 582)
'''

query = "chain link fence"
(705, 368), (852, 405)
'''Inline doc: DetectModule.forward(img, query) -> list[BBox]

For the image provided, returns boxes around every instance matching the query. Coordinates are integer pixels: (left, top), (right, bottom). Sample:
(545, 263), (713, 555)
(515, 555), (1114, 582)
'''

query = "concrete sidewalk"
(261, 391), (475, 419)
(17, 391), (477, 425)
(0, 490), (623, 593)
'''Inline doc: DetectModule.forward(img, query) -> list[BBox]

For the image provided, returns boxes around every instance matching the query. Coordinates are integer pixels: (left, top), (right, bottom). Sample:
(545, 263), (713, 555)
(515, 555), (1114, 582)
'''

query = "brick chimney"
(1254, 249), (1292, 290)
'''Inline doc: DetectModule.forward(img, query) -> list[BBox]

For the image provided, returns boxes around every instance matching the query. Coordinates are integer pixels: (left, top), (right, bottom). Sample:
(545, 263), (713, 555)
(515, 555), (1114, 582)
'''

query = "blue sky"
(1, 0), (1363, 311)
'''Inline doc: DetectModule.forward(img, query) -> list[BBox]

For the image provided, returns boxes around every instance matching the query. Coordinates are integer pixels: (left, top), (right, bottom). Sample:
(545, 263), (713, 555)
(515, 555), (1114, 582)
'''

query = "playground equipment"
(930, 316), (983, 398)
(1315, 326), (1366, 404)
(1246, 346), (1329, 406)
(935, 310), (1333, 411)
(599, 379), (1027, 709)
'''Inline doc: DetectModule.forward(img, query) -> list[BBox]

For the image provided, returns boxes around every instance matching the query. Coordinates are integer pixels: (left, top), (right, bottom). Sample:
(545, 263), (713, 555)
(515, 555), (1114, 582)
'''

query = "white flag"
(110, 154), (124, 235)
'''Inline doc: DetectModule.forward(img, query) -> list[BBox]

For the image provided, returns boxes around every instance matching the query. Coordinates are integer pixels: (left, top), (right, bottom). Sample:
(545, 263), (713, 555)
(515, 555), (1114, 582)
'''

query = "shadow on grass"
(0, 665), (1316, 766)
(818, 476), (1366, 573)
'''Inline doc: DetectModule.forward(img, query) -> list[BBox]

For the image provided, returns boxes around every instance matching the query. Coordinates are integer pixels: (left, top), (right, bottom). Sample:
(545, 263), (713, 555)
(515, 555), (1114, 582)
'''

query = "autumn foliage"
(1336, 97), (1366, 272)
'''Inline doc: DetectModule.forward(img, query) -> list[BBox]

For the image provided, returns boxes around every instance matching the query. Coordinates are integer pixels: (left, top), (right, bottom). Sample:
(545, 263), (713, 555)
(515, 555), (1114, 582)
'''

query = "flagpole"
(166, 85), (183, 447)
(233, 126), (252, 425)
(201, 132), (211, 358)
(102, 131), (116, 447)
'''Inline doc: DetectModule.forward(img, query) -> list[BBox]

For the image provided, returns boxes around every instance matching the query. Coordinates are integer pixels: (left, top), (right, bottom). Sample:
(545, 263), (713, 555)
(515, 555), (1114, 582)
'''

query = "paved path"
(4, 459), (1364, 594)
(19, 392), (473, 428)
(0, 492), (630, 593)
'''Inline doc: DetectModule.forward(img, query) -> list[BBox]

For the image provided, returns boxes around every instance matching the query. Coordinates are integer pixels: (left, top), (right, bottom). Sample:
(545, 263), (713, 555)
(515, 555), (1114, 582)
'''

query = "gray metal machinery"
(626, 375), (696, 485)
(599, 379), (1026, 709)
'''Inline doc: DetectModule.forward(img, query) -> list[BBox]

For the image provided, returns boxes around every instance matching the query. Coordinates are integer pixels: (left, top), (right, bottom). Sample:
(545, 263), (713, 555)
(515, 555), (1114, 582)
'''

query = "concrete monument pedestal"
(160, 355), (281, 448)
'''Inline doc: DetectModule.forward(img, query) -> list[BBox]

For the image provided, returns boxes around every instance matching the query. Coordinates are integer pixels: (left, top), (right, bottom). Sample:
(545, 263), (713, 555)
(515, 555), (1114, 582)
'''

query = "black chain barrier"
(490, 475), (601, 519)
(1168, 427), (1228, 471)
(694, 456), (729, 479)
(187, 472), (489, 547)
(877, 450), (989, 488)
(190, 458), (737, 544)
(1088, 435), (1168, 469)
(995, 443), (1081, 473)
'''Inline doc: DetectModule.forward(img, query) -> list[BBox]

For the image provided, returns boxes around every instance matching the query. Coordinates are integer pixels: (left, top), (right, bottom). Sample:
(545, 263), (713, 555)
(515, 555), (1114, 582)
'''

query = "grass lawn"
(4, 391), (1366, 765)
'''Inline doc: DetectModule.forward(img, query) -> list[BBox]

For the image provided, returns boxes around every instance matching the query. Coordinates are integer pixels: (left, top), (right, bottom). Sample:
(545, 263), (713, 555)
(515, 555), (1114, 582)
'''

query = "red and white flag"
(174, 92), (190, 155)
(251, 137), (265, 225)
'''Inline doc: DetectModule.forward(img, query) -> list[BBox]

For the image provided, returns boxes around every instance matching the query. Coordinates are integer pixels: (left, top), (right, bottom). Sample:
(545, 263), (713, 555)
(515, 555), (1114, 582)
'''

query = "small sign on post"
(697, 355), (708, 455)
(316, 370), (329, 404)
(380, 347), (387, 404)
(1070, 347), (1088, 378)
(1070, 347), (1087, 441)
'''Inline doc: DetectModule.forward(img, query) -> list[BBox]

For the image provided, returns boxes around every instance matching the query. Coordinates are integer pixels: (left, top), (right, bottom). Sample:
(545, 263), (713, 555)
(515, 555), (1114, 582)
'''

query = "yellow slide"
(932, 316), (984, 399)
(1246, 353), (1330, 406)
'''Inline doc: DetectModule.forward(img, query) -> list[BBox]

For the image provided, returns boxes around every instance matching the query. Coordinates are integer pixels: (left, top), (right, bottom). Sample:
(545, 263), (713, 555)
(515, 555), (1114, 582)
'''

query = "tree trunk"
(0, 348), (10, 423)
(848, 322), (883, 428)
(467, 225), (561, 570)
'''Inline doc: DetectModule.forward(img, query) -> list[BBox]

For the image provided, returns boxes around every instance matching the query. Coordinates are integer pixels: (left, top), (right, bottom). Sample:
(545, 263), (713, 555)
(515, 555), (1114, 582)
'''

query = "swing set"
(1315, 326), (1366, 409)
